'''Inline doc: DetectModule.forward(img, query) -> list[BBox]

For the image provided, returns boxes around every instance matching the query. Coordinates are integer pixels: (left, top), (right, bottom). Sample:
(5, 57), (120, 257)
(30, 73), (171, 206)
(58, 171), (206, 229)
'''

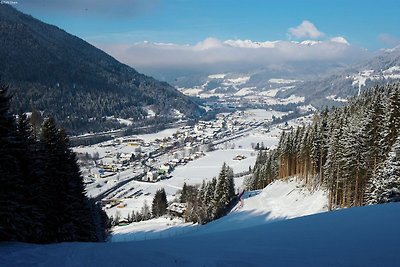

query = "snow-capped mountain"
(171, 46), (400, 109)
(278, 45), (400, 107)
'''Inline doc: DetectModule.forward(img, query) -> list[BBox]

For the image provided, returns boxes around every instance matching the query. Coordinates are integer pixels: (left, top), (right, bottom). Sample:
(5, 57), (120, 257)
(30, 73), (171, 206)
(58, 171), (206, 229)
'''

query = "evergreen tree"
(365, 136), (400, 204)
(204, 177), (217, 221)
(180, 182), (188, 203)
(213, 163), (233, 219)
(152, 188), (168, 217)
(0, 85), (27, 241)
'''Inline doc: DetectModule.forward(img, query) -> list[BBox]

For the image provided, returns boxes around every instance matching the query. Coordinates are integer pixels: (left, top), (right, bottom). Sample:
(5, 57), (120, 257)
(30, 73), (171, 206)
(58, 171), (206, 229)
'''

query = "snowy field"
(3, 202), (399, 266)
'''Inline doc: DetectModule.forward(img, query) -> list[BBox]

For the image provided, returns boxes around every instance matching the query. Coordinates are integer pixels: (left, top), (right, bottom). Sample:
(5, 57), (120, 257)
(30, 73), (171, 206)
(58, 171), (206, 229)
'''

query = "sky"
(14, 0), (400, 75)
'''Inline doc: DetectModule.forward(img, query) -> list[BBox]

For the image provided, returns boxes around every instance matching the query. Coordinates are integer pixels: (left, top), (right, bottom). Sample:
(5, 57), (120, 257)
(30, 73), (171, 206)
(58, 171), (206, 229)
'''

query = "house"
(167, 202), (187, 217)
(143, 171), (158, 182)
(233, 154), (247, 161)
(159, 163), (170, 174)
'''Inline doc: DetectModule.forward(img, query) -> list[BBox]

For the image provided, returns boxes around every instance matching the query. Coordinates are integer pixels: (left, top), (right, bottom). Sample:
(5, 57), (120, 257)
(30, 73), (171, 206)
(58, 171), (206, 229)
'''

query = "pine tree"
(180, 182), (188, 203)
(204, 177), (217, 220)
(365, 136), (400, 204)
(152, 188), (168, 217)
(0, 85), (27, 241)
(213, 163), (233, 219)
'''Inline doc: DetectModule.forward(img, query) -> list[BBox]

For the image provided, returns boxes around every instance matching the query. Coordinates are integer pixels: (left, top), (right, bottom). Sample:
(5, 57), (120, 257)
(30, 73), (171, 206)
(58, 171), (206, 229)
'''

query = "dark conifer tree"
(0, 85), (26, 241)
(152, 188), (168, 217)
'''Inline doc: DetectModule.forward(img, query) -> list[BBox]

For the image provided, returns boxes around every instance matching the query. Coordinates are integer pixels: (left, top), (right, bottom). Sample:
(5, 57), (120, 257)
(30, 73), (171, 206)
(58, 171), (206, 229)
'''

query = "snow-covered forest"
(248, 83), (400, 209)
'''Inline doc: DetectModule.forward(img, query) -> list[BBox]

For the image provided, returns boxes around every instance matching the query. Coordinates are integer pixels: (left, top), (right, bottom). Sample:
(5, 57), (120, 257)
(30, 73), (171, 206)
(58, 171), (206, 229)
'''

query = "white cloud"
(94, 37), (368, 74)
(288, 20), (324, 39)
(330, 36), (350, 45)
(194, 37), (223, 50)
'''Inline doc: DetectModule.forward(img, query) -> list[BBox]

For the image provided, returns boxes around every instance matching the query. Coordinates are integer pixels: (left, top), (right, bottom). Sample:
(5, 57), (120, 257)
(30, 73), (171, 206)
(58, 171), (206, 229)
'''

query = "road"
(93, 172), (146, 202)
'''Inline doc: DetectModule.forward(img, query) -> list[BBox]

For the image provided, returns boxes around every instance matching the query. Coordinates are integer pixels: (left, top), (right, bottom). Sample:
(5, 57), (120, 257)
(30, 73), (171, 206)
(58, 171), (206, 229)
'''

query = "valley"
(74, 109), (311, 222)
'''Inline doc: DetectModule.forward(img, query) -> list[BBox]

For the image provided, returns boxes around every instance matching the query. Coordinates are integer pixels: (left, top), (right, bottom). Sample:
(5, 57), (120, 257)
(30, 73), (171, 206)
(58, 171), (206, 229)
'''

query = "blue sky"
(13, 0), (400, 75)
(16, 0), (400, 50)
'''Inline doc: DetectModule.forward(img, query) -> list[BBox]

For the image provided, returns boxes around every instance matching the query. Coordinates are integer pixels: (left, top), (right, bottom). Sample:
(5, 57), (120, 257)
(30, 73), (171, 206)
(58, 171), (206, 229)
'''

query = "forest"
(247, 83), (400, 209)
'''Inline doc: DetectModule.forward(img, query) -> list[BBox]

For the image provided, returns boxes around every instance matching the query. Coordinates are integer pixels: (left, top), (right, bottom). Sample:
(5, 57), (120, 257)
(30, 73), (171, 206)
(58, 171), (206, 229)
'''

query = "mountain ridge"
(0, 4), (203, 134)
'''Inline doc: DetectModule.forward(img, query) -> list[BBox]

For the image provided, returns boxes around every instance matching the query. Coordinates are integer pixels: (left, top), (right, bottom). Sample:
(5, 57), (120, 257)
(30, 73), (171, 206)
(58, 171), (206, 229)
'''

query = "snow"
(262, 94), (305, 105)
(347, 67), (400, 96)
(145, 108), (156, 118)
(3, 203), (400, 266)
(222, 76), (250, 86)
(187, 178), (328, 236)
(258, 88), (280, 97)
(169, 149), (256, 184)
(300, 40), (321, 46)
(110, 177), (327, 242)
(208, 73), (226, 79)
(224, 39), (278, 48)
(297, 104), (317, 113)
(326, 95), (348, 103)
(383, 65), (400, 80)
(382, 65), (400, 74)
(268, 78), (299, 84)
(111, 217), (193, 242)
(233, 87), (255, 96)
(137, 127), (180, 143)
(115, 118), (133, 126)
(180, 88), (203, 96)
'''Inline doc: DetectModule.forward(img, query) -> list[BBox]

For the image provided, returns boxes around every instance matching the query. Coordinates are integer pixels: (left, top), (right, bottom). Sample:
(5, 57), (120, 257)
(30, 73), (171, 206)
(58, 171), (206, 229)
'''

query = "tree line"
(247, 83), (400, 209)
(0, 85), (109, 243)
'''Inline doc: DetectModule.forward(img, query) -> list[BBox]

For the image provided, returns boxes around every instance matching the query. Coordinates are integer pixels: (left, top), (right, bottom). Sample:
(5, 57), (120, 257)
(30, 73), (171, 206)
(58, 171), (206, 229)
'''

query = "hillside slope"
(2, 202), (399, 266)
(279, 46), (400, 107)
(110, 178), (328, 242)
(0, 5), (203, 134)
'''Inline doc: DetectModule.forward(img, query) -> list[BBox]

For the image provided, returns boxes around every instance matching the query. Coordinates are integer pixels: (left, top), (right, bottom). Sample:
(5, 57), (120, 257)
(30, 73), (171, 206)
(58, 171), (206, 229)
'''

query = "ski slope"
(2, 202), (400, 267)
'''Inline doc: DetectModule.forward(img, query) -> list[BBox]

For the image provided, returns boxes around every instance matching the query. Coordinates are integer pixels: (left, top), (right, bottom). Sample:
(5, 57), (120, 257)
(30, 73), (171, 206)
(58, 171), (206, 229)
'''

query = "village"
(73, 109), (305, 224)
(76, 110), (270, 186)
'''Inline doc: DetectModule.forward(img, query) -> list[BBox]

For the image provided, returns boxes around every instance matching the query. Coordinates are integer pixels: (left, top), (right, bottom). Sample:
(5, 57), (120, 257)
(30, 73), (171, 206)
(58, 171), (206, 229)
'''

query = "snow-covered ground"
(75, 111), (311, 222)
(111, 177), (328, 242)
(3, 202), (399, 266)
(176, 73), (305, 106)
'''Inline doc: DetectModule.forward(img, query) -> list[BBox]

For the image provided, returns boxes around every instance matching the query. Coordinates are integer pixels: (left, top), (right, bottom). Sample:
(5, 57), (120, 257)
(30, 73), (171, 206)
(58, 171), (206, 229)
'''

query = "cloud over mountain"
(94, 36), (368, 74)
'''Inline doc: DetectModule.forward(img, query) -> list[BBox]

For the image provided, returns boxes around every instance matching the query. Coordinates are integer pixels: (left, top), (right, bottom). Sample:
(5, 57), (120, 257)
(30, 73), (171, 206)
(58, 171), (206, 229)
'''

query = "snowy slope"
(2, 203), (400, 267)
(110, 178), (327, 241)
(188, 178), (328, 235)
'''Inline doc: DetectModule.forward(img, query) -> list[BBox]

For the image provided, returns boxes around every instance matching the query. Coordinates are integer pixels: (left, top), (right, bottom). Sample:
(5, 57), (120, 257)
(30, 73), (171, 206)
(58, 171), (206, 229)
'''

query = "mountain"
(168, 46), (400, 110)
(278, 46), (400, 107)
(171, 62), (349, 109)
(0, 5), (204, 134)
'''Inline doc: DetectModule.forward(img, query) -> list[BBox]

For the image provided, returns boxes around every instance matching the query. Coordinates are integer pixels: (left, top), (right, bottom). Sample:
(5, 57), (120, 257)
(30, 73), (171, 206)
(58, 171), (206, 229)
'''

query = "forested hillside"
(0, 5), (203, 134)
(248, 83), (400, 209)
